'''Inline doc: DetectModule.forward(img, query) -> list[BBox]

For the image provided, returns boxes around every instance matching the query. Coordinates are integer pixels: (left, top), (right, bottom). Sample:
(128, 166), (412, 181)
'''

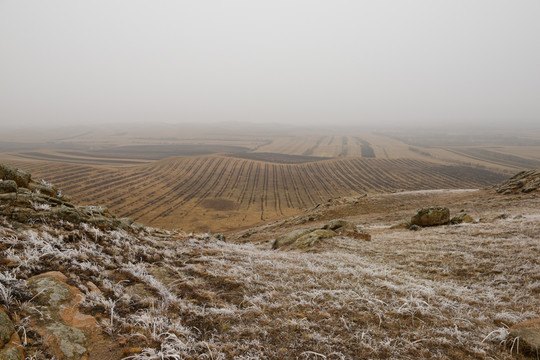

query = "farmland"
(5, 155), (504, 232)
(2, 123), (539, 231)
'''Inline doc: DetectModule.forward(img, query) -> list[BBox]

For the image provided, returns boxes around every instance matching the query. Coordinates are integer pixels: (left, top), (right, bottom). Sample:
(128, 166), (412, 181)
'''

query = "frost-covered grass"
(0, 211), (538, 359)
(30, 201), (51, 211)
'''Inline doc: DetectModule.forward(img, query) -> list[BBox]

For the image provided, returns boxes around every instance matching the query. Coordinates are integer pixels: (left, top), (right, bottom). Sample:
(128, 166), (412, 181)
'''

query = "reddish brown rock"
(27, 271), (107, 360)
(0, 307), (24, 360)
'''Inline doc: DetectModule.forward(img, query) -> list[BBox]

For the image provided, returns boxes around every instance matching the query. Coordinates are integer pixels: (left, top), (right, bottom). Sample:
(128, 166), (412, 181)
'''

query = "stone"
(509, 318), (540, 352)
(9, 207), (36, 224)
(0, 165), (31, 188)
(293, 229), (337, 249)
(523, 177), (540, 193)
(27, 272), (101, 360)
(0, 308), (24, 360)
(27, 183), (58, 198)
(0, 194), (18, 202)
(323, 219), (357, 234)
(49, 206), (82, 224)
(0, 181), (17, 194)
(0, 309), (15, 349)
(272, 229), (313, 249)
(214, 233), (226, 241)
(450, 212), (474, 224)
(411, 207), (450, 227)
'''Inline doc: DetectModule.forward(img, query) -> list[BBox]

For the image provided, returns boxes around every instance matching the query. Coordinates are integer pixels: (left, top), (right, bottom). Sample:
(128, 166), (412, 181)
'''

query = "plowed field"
(5, 155), (506, 232)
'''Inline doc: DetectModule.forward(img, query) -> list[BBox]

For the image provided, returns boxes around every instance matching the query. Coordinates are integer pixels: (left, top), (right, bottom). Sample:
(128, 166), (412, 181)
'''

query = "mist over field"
(1, 1), (539, 128)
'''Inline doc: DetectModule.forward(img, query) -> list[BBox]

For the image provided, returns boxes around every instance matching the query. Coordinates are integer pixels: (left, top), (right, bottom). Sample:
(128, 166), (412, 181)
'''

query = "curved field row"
(4, 156), (506, 232)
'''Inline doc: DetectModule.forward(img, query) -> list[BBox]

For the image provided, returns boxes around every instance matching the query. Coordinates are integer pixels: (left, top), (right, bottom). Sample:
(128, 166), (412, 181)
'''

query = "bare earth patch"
(200, 198), (238, 211)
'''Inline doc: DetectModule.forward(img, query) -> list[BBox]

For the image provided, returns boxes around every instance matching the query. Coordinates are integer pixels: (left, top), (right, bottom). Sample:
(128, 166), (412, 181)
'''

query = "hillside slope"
(0, 164), (539, 359)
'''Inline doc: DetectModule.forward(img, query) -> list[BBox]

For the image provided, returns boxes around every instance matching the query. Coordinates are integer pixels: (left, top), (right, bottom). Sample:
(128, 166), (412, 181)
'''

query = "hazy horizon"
(1, 1), (539, 128)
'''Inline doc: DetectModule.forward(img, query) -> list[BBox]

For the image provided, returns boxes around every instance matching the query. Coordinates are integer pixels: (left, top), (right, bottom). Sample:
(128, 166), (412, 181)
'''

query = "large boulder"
(411, 207), (450, 227)
(0, 165), (31, 188)
(0, 308), (24, 360)
(509, 318), (540, 352)
(293, 229), (337, 249)
(272, 229), (313, 249)
(27, 272), (102, 360)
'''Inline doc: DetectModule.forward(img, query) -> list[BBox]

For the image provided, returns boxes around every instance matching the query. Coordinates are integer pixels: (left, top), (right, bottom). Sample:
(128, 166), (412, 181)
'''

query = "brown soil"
(2, 156), (505, 233)
(200, 198), (238, 211)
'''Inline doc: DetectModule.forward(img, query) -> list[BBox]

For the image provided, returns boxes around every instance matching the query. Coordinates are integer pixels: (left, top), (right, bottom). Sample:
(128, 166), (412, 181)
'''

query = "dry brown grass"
(1, 189), (538, 359)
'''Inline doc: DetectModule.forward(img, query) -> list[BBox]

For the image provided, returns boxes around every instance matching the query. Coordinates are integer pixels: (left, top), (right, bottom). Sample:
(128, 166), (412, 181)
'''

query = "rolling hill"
(0, 163), (538, 359)
(5, 155), (506, 232)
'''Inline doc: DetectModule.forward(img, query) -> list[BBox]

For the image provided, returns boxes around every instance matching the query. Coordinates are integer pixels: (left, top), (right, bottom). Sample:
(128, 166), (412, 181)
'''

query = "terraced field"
(5, 155), (506, 232)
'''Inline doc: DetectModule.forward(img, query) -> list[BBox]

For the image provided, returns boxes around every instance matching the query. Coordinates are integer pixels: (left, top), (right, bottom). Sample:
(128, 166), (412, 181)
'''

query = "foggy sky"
(1, 1), (539, 128)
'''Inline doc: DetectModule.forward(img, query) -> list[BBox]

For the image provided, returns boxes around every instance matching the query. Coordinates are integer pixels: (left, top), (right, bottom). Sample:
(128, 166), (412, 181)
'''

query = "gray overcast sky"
(1, 1), (539, 127)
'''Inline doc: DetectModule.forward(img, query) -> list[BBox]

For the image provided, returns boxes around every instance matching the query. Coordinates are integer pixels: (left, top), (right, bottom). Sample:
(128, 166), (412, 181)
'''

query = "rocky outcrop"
(27, 272), (103, 360)
(496, 169), (540, 194)
(293, 229), (337, 249)
(0, 164), (31, 188)
(0, 308), (24, 359)
(272, 229), (312, 249)
(411, 207), (450, 227)
(0, 164), (140, 231)
(509, 318), (540, 352)
(323, 219), (357, 234)
(323, 219), (371, 240)
(0, 180), (18, 194)
(273, 219), (370, 250)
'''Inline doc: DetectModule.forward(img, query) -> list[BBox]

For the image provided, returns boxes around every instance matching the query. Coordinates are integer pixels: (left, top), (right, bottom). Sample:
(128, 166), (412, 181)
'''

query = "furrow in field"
(129, 157), (213, 219)
(145, 157), (226, 221)
(272, 164), (284, 216)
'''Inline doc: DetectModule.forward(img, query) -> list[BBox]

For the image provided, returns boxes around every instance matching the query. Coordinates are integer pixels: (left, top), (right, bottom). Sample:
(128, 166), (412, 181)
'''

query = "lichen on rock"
(27, 272), (100, 360)
(0, 308), (24, 360)
(411, 206), (450, 227)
